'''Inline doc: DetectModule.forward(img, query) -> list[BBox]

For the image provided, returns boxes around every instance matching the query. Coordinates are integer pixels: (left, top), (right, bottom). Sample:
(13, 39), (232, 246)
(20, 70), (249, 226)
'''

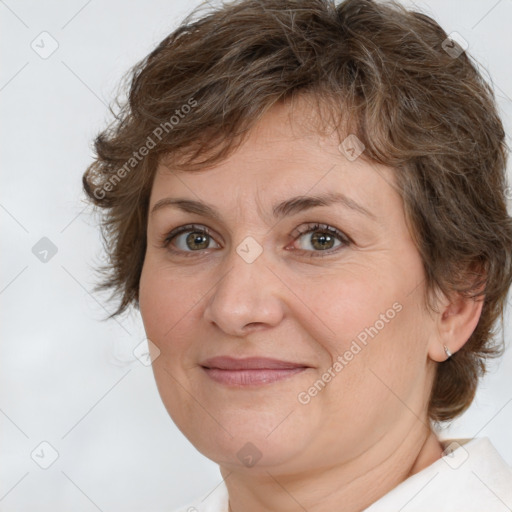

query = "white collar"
(364, 437), (512, 511)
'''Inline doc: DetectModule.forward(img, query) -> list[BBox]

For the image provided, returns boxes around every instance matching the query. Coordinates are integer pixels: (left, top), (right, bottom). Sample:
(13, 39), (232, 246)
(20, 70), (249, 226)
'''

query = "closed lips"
(200, 356), (309, 386)
(200, 356), (309, 370)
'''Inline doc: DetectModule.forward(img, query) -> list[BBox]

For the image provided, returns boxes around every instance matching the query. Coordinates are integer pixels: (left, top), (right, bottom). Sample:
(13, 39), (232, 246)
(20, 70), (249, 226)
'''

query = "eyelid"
(290, 223), (350, 243)
(162, 223), (216, 245)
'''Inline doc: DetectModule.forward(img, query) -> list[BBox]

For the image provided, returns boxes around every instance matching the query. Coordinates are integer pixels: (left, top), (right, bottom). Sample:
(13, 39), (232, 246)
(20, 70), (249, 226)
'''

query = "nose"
(202, 240), (286, 336)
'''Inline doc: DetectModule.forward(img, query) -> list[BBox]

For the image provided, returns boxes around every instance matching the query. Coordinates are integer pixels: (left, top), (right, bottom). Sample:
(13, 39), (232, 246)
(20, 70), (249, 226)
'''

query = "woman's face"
(139, 100), (438, 474)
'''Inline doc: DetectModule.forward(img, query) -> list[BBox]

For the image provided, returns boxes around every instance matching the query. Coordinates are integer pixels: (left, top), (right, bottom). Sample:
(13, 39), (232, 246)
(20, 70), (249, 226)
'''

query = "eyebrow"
(150, 191), (377, 222)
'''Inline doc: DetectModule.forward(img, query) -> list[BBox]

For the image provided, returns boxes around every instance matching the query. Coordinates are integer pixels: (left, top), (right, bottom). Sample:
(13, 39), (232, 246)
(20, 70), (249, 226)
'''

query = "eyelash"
(161, 222), (351, 258)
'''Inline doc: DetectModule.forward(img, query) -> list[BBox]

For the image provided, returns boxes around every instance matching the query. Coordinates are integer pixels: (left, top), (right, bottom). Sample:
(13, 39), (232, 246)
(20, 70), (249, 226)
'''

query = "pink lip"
(201, 356), (307, 370)
(200, 356), (309, 386)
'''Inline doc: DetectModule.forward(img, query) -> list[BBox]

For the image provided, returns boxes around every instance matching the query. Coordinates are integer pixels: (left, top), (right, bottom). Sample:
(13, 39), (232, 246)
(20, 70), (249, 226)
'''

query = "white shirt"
(172, 438), (512, 511)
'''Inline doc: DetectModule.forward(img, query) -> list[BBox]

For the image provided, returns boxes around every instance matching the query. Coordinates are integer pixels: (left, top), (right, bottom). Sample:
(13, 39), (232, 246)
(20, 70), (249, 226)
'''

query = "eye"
(289, 223), (349, 257)
(161, 222), (350, 258)
(162, 224), (220, 255)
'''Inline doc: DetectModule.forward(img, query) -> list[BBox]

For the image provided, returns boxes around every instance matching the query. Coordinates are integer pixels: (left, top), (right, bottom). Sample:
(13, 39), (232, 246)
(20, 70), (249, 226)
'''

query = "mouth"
(200, 356), (310, 386)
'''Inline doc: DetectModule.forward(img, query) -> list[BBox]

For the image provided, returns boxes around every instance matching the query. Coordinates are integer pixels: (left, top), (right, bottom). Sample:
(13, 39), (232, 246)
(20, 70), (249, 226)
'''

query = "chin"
(169, 407), (313, 470)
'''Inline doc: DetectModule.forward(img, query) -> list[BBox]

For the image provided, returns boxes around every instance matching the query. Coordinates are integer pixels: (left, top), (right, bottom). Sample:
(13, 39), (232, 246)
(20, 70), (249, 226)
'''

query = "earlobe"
(427, 293), (485, 363)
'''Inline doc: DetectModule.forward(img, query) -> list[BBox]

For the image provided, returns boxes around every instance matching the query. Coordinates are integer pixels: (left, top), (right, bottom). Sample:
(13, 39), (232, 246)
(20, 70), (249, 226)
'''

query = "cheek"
(138, 258), (203, 429)
(138, 256), (198, 358)
(311, 262), (429, 392)
(308, 270), (395, 356)
(311, 296), (430, 445)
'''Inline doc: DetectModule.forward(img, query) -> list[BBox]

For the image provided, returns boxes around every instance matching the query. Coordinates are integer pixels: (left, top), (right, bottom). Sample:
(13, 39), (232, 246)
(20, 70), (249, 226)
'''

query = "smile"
(201, 367), (308, 386)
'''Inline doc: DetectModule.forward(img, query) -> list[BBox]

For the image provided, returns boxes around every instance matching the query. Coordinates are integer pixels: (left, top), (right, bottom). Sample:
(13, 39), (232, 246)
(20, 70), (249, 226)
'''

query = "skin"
(139, 97), (484, 512)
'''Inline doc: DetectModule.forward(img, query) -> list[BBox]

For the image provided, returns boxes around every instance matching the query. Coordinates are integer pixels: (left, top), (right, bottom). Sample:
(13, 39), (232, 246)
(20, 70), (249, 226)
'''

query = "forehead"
(150, 100), (400, 220)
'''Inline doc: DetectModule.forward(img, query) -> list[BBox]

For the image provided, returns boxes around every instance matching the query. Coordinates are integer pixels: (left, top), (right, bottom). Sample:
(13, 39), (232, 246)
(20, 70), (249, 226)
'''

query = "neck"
(222, 425), (444, 512)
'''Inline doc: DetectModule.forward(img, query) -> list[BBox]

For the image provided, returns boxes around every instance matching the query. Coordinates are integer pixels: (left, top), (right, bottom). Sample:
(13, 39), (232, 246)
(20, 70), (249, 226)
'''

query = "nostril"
(245, 322), (265, 330)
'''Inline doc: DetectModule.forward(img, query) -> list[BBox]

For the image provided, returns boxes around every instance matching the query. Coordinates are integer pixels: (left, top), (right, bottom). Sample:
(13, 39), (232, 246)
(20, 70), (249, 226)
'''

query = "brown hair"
(83, 0), (512, 422)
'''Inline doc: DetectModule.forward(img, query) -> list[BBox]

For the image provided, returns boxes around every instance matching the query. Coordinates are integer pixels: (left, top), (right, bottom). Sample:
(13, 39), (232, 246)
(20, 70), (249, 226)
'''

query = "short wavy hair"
(83, 0), (512, 422)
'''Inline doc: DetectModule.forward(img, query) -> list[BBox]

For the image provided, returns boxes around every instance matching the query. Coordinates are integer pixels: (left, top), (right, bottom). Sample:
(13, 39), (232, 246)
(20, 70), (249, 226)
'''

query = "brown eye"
(308, 231), (338, 250)
(183, 231), (210, 250)
(291, 223), (349, 256)
(163, 224), (220, 254)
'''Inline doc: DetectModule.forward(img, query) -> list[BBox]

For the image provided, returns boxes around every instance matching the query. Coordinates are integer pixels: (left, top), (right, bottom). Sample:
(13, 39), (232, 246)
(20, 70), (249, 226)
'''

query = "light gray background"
(1, 1), (511, 511)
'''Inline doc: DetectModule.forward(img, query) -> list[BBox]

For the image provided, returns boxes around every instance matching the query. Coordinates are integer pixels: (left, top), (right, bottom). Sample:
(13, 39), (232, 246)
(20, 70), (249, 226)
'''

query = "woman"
(83, 0), (512, 510)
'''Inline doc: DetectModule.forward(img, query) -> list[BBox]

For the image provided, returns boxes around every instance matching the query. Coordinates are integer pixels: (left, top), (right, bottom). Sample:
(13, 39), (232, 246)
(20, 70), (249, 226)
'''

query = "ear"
(428, 291), (485, 363)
